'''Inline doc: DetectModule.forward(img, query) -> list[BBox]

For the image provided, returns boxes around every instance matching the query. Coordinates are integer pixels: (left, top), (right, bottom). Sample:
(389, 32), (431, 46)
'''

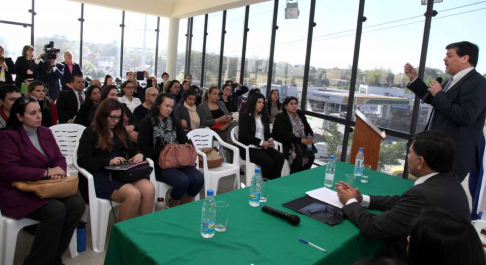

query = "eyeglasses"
(19, 95), (38, 106)
(108, 115), (122, 121)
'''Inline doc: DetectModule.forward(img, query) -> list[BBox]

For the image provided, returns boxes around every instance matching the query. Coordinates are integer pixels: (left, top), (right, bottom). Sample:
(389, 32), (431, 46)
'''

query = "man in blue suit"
(35, 50), (64, 100)
(404, 41), (486, 182)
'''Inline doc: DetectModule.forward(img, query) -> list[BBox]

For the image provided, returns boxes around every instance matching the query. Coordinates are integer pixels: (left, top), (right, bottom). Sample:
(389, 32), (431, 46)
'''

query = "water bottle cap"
(359, 147), (363, 151)
(330, 155), (334, 160)
(220, 145), (223, 148)
(207, 189), (214, 196)
(157, 197), (164, 202)
(255, 168), (261, 173)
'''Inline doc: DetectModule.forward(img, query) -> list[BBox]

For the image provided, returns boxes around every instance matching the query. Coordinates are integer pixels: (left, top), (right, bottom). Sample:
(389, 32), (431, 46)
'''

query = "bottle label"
(249, 192), (261, 202)
(202, 220), (215, 233)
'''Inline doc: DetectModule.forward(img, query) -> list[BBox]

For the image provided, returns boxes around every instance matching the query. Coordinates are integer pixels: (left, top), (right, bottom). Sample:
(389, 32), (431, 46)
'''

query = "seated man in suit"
(335, 130), (470, 261)
(56, 75), (85, 123)
(61, 51), (83, 91)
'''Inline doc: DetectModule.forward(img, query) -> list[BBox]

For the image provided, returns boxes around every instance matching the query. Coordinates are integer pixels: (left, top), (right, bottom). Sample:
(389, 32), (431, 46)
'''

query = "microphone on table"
(422, 77), (443, 102)
(261, 205), (300, 226)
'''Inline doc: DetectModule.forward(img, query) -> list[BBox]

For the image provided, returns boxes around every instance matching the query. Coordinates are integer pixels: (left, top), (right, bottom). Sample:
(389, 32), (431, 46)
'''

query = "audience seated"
(74, 84), (101, 127)
(159, 72), (169, 90)
(61, 51), (83, 91)
(192, 85), (202, 106)
(91, 78), (101, 88)
(27, 81), (58, 127)
(35, 48), (64, 100)
(166, 80), (182, 104)
(14, 45), (36, 89)
(173, 87), (205, 131)
(239, 93), (284, 180)
(145, 75), (159, 91)
(77, 98), (154, 222)
(162, 79), (171, 94)
(184, 74), (192, 83)
(334, 130), (470, 261)
(0, 84), (21, 129)
(238, 88), (260, 114)
(0, 95), (84, 265)
(118, 80), (142, 113)
(225, 80), (248, 111)
(56, 74), (85, 123)
(103, 74), (113, 88)
(0, 46), (15, 86)
(133, 87), (157, 122)
(180, 80), (190, 99)
(266, 89), (281, 124)
(407, 208), (485, 265)
(198, 86), (236, 143)
(273, 96), (315, 173)
(220, 83), (235, 113)
(137, 93), (204, 208)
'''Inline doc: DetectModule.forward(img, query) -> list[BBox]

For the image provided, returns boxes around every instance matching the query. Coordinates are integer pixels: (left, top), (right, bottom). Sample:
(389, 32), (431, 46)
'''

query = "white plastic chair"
(230, 126), (260, 188)
(187, 128), (240, 195)
(73, 147), (120, 253)
(50, 124), (86, 176)
(0, 209), (78, 265)
(274, 140), (291, 177)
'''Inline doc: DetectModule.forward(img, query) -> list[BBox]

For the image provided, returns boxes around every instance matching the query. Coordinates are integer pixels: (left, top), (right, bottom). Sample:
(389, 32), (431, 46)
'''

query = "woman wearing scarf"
(173, 87), (205, 131)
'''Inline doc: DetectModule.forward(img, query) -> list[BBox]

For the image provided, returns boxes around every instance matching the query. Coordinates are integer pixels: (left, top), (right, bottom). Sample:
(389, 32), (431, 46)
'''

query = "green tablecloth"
(104, 162), (413, 265)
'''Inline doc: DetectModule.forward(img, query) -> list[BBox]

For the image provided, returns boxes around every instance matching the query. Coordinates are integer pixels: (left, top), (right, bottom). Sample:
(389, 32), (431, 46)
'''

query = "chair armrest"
(196, 149), (209, 173)
(274, 140), (283, 153)
(146, 158), (157, 194)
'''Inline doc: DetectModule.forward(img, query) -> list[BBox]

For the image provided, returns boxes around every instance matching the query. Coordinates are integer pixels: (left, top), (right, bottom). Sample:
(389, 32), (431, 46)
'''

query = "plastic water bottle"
(325, 155), (336, 188)
(219, 145), (227, 163)
(249, 168), (262, 207)
(306, 133), (312, 151)
(201, 189), (217, 238)
(77, 221), (86, 252)
(354, 147), (365, 177)
(155, 197), (166, 211)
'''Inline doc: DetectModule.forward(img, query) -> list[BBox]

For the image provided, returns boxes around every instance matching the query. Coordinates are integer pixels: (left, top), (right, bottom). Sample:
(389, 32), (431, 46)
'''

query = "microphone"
(261, 205), (300, 226)
(422, 77), (443, 101)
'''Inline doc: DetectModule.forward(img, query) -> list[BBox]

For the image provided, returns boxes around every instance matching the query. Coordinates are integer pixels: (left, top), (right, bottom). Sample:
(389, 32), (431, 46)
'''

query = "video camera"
(43, 41), (61, 60)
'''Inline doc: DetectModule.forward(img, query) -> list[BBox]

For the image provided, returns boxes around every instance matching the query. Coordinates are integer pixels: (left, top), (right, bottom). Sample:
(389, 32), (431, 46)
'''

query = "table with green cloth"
(104, 162), (413, 265)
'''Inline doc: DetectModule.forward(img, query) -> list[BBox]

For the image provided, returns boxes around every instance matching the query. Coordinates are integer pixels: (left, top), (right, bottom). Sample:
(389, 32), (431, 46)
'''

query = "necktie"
(443, 77), (453, 93)
(78, 92), (84, 105)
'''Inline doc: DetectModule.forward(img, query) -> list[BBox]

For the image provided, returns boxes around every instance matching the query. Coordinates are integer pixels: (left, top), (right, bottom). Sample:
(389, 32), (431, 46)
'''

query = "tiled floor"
(12, 172), (473, 265)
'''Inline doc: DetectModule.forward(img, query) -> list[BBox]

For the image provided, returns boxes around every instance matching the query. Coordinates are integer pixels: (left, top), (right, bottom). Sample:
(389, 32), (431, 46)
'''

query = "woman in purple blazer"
(0, 95), (84, 265)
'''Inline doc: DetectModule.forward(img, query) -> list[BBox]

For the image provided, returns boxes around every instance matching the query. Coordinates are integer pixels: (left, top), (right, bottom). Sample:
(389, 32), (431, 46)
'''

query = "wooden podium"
(350, 110), (386, 170)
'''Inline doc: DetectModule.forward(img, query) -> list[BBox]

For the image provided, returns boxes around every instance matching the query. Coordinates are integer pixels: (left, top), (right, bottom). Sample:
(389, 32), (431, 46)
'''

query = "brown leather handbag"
(158, 143), (197, 169)
(12, 176), (79, 199)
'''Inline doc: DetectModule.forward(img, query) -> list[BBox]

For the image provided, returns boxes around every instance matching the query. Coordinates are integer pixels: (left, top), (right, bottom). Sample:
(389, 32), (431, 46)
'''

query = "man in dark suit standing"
(336, 130), (470, 261)
(61, 51), (83, 91)
(56, 75), (85, 123)
(35, 50), (64, 100)
(404, 41), (486, 182)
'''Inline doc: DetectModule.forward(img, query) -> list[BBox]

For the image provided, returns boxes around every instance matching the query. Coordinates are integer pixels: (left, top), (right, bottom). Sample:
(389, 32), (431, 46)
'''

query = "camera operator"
(0, 46), (15, 86)
(61, 51), (83, 91)
(35, 42), (64, 100)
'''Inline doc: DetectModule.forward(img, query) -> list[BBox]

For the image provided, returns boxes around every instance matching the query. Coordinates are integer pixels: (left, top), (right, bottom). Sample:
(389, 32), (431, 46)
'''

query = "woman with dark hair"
(173, 87), (205, 131)
(145, 75), (159, 91)
(14, 45), (36, 89)
(219, 83), (234, 113)
(239, 88), (261, 114)
(0, 96), (84, 265)
(0, 45), (16, 86)
(74, 85), (101, 126)
(239, 93), (285, 180)
(266, 89), (281, 124)
(103, 74), (113, 88)
(407, 209), (486, 265)
(118, 80), (141, 113)
(138, 93), (204, 208)
(198, 86), (235, 141)
(77, 98), (154, 222)
(26, 80), (57, 127)
(191, 85), (202, 106)
(165, 80), (181, 104)
(273, 96), (315, 174)
(179, 80), (190, 99)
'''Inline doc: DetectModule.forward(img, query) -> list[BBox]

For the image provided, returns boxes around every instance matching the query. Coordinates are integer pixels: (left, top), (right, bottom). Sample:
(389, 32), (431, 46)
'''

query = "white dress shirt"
(118, 95), (141, 113)
(249, 115), (265, 148)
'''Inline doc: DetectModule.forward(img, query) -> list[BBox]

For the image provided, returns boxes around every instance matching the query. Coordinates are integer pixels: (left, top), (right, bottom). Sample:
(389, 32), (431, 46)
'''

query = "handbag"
(198, 147), (224, 168)
(159, 143), (197, 169)
(12, 176), (79, 199)
(210, 120), (235, 131)
(106, 161), (153, 182)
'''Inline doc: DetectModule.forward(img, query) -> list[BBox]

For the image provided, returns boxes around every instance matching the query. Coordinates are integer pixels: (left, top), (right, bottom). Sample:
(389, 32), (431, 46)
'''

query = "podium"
(350, 110), (386, 170)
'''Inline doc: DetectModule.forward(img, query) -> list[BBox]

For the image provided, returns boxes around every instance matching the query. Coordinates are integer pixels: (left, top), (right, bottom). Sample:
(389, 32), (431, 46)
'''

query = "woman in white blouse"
(238, 93), (285, 180)
(118, 80), (141, 113)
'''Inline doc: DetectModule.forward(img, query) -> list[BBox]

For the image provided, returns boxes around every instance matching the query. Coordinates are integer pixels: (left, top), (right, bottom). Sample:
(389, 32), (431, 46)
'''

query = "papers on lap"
(105, 161), (148, 171)
(306, 187), (344, 209)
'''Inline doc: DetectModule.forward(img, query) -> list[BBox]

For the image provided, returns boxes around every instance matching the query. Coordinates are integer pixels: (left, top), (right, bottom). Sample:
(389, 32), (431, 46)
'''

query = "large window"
(272, 0), (310, 101)
(34, 0), (81, 63)
(0, 0), (31, 24)
(0, 24), (31, 61)
(175, 18), (188, 81)
(204, 12), (223, 88)
(190, 15), (205, 86)
(83, 5), (122, 79)
(222, 7), (245, 84)
(156, 17), (170, 79)
(244, 1), (274, 90)
(307, 116), (345, 164)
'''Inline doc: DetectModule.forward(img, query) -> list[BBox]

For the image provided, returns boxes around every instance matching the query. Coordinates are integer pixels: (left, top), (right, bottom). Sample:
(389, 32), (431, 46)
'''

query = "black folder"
(282, 195), (344, 226)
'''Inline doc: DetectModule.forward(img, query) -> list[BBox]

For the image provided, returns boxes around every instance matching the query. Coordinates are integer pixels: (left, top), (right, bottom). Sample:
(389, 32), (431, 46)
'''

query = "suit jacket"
(36, 60), (64, 100)
(272, 110), (314, 159)
(0, 57), (15, 84)
(408, 70), (486, 179)
(0, 127), (67, 219)
(173, 103), (205, 130)
(343, 172), (470, 261)
(73, 101), (93, 127)
(56, 89), (81, 123)
(238, 111), (271, 147)
(61, 62), (83, 90)
(197, 101), (230, 127)
(14, 56), (37, 88)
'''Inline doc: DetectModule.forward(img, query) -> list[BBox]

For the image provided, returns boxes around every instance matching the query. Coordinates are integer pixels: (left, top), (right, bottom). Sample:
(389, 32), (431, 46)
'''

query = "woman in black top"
(219, 83), (234, 113)
(239, 93), (285, 180)
(166, 80), (181, 104)
(138, 93), (204, 208)
(266, 89), (282, 124)
(14, 45), (36, 89)
(74, 85), (101, 127)
(273, 96), (315, 174)
(77, 98), (154, 222)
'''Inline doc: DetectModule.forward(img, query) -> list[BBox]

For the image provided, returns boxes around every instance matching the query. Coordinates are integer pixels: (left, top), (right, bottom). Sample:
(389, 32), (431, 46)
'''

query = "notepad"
(306, 187), (344, 209)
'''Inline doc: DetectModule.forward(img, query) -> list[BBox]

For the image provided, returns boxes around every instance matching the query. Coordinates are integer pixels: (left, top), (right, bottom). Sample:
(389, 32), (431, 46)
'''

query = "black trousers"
(290, 154), (315, 174)
(248, 147), (285, 180)
(25, 194), (85, 265)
